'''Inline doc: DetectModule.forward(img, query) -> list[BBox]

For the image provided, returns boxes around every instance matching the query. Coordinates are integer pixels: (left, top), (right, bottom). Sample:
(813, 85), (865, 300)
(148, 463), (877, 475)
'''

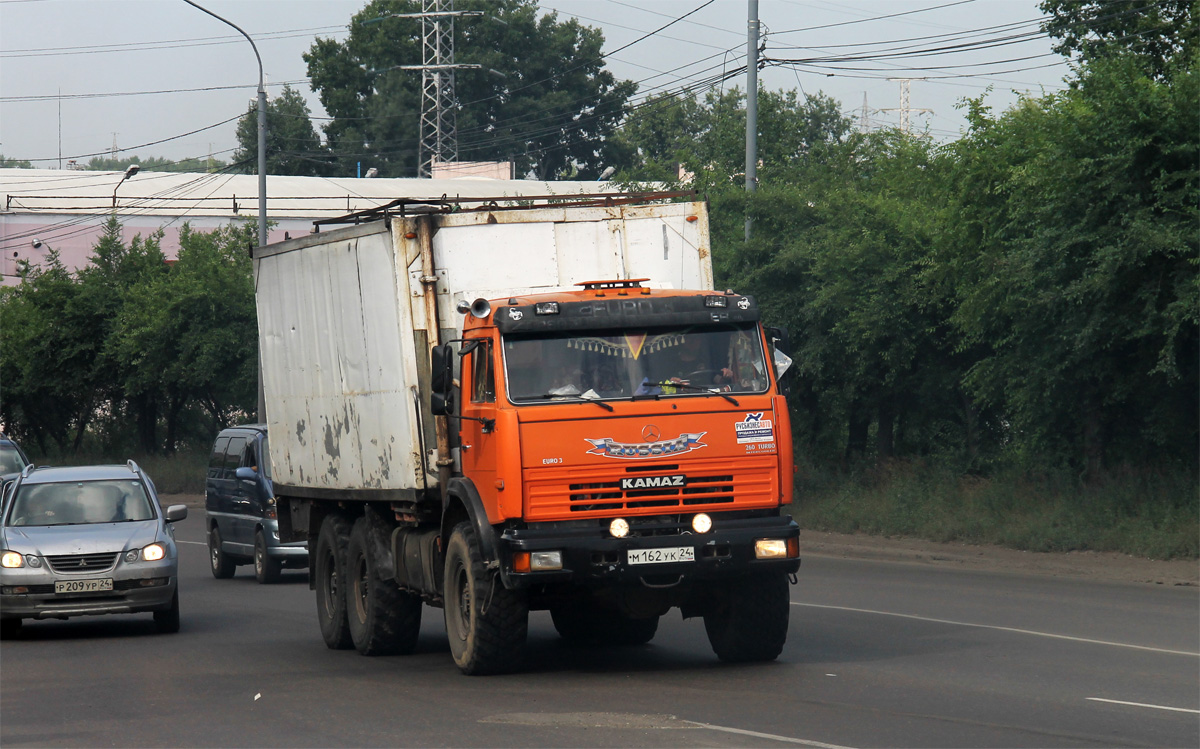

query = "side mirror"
(165, 504), (188, 523)
(430, 343), (455, 416)
(234, 466), (258, 482)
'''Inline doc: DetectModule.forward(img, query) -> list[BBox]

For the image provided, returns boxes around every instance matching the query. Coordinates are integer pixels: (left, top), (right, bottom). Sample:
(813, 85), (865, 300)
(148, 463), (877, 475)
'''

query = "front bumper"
(266, 540), (308, 563)
(0, 561), (178, 620)
(499, 513), (800, 589)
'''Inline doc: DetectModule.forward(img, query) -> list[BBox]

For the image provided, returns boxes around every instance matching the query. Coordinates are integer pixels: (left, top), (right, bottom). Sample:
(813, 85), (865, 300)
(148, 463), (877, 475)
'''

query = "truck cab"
(433, 280), (799, 665)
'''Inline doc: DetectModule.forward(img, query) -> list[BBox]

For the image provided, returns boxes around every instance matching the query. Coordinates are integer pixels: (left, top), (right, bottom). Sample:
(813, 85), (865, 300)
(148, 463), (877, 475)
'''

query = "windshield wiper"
(536, 393), (615, 412)
(644, 382), (740, 406)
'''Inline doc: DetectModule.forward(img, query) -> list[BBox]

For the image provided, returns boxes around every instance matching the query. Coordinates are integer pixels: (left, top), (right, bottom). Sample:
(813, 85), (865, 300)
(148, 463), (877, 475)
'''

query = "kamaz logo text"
(620, 474), (686, 490)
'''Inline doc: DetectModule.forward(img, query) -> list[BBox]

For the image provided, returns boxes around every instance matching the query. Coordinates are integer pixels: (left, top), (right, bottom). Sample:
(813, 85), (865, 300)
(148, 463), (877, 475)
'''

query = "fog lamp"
(704, 295), (728, 308)
(1, 551), (24, 568)
(609, 518), (629, 538)
(141, 543), (166, 562)
(125, 549), (139, 563)
(534, 302), (560, 315)
(691, 513), (713, 534)
(754, 539), (789, 559)
(25, 554), (41, 568)
(530, 551), (563, 571)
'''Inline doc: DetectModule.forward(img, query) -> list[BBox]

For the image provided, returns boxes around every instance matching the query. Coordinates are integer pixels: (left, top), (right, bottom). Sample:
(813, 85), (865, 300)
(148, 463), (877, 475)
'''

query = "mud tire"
(314, 514), (354, 650)
(345, 517), (421, 656)
(703, 572), (790, 662)
(443, 521), (528, 674)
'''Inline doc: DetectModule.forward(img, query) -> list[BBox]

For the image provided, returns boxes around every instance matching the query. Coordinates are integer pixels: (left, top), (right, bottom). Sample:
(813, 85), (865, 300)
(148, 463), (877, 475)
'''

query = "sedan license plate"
(627, 546), (695, 566)
(54, 578), (113, 594)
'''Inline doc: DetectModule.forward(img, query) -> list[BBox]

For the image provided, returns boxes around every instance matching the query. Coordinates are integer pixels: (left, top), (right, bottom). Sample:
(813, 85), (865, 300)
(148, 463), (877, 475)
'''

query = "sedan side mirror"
(165, 504), (188, 523)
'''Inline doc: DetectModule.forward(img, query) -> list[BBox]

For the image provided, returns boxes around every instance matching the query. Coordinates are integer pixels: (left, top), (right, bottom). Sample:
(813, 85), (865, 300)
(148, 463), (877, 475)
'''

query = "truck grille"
(45, 552), (119, 573)
(525, 457), (777, 520)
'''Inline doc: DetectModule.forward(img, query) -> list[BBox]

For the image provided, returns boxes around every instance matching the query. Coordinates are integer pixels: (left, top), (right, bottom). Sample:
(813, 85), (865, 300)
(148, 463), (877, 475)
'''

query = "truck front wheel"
(314, 514), (354, 650)
(345, 517), (421, 656)
(443, 522), (528, 675)
(703, 571), (790, 662)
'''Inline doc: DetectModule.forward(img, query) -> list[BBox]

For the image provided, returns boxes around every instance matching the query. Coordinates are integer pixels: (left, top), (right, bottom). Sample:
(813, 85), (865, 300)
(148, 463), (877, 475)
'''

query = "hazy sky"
(1, 0), (1074, 170)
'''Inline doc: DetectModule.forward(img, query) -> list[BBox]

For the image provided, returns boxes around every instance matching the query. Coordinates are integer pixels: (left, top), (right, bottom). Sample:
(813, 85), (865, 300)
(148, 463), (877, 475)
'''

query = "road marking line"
(177, 541), (206, 546)
(1087, 698), (1200, 714)
(792, 602), (1200, 657)
(685, 720), (856, 748)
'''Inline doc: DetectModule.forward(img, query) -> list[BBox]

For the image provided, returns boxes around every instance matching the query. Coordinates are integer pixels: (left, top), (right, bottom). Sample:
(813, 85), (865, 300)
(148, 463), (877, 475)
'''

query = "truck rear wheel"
(551, 605), (659, 646)
(314, 514), (354, 650)
(345, 517), (421, 656)
(703, 571), (790, 662)
(443, 522), (528, 675)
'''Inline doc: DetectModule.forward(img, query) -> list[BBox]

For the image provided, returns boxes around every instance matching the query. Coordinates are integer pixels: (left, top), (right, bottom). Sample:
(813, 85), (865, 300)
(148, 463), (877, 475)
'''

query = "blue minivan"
(205, 425), (306, 583)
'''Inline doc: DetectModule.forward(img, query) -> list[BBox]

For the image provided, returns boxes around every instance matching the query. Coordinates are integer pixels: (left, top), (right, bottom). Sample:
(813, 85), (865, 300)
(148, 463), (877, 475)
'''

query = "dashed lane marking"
(792, 602), (1199, 657)
(1087, 698), (1200, 714)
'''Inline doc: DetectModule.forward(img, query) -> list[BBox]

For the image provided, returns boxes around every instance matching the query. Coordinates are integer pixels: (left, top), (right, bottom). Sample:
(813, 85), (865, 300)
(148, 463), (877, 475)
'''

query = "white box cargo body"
(254, 200), (713, 497)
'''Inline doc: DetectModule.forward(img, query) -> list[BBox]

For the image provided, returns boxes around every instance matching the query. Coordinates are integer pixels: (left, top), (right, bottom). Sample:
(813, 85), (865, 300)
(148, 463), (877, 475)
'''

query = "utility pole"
(371, 2), (483, 178)
(858, 92), (871, 133)
(744, 0), (759, 242)
(879, 78), (932, 134)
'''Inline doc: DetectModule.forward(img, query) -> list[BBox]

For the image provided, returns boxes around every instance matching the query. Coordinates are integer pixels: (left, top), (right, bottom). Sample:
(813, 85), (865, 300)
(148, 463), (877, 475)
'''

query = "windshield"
(503, 323), (770, 403)
(0, 445), (27, 474)
(6, 479), (155, 527)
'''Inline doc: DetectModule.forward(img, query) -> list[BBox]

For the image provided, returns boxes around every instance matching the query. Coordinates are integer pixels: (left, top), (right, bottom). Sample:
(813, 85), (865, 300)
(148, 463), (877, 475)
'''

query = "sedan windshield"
(503, 323), (769, 403)
(6, 480), (154, 527)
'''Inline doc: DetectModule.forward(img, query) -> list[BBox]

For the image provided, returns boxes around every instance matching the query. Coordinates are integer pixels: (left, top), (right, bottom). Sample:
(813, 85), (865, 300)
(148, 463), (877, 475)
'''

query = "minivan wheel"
(314, 514), (354, 650)
(209, 525), (236, 579)
(254, 529), (283, 584)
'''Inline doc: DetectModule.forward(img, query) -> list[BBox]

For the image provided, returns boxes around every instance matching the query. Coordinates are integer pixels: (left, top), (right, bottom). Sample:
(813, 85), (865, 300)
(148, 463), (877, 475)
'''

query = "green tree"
(1040, 0), (1196, 80)
(304, 0), (635, 179)
(1, 154), (33, 169)
(233, 84), (330, 176)
(86, 155), (228, 173)
(940, 52), (1199, 472)
(109, 222), (257, 450)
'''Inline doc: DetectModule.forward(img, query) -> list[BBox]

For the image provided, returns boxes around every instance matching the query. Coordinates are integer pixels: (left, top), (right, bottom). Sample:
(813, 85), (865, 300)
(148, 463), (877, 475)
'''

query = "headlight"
(754, 539), (789, 559)
(1, 551), (24, 568)
(691, 513), (713, 533)
(141, 543), (166, 562)
(609, 518), (629, 538)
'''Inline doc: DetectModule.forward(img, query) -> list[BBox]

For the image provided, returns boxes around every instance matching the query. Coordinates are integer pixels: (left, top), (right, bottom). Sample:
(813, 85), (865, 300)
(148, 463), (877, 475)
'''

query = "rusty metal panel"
(430, 201), (712, 324)
(257, 225), (425, 493)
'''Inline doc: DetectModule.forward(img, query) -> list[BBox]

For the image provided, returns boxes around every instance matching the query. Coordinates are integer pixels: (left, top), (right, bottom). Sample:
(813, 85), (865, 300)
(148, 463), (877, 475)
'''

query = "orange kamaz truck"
(253, 193), (800, 674)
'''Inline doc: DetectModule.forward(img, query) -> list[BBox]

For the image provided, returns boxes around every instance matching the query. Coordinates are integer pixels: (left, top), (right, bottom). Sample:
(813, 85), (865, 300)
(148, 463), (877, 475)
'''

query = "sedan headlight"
(1, 550), (24, 568)
(141, 543), (166, 562)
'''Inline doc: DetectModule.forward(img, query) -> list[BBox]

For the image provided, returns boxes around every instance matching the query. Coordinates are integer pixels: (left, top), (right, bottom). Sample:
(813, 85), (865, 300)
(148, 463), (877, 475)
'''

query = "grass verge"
(790, 460), (1199, 560)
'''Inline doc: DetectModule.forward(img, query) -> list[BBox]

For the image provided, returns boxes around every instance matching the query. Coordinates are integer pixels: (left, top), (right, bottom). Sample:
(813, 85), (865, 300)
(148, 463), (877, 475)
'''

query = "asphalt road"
(2, 518), (1197, 748)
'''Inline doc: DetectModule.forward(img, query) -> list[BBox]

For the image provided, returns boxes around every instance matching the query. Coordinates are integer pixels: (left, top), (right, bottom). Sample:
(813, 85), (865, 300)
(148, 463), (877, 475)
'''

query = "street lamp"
(181, 0), (269, 422)
(181, 0), (266, 251)
(111, 164), (139, 207)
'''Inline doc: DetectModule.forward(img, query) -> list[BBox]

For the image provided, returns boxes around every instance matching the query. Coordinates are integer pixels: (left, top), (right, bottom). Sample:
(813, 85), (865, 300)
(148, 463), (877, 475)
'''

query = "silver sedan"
(0, 462), (187, 637)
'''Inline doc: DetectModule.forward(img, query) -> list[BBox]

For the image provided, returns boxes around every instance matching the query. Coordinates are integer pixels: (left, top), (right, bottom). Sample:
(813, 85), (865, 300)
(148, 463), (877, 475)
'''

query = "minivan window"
(208, 437), (230, 479)
(260, 435), (272, 480)
(223, 437), (247, 478)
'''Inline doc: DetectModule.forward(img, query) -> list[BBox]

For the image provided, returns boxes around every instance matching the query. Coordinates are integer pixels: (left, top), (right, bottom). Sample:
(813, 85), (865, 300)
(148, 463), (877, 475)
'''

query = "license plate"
(54, 578), (113, 594)
(627, 546), (695, 565)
